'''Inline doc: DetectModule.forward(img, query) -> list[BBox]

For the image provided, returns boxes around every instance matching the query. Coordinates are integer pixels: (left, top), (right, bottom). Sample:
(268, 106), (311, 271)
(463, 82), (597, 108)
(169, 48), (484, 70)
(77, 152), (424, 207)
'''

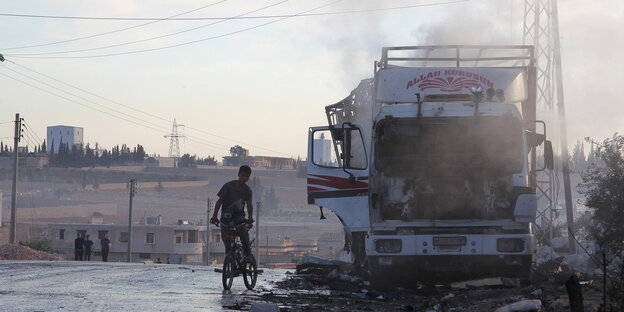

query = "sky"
(0, 0), (622, 160)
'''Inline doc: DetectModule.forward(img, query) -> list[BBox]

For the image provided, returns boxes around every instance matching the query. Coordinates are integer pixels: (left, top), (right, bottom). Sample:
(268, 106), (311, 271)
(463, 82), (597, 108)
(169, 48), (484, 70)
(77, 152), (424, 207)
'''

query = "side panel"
(307, 126), (370, 232)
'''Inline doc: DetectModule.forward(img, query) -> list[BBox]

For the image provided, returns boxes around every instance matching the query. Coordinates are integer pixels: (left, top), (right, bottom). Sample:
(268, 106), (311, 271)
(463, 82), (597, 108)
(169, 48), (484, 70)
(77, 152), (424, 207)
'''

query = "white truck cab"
(307, 46), (551, 281)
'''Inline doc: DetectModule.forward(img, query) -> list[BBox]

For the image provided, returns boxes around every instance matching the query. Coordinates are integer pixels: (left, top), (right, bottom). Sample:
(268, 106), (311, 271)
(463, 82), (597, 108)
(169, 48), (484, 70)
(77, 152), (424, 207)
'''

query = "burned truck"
(307, 46), (553, 281)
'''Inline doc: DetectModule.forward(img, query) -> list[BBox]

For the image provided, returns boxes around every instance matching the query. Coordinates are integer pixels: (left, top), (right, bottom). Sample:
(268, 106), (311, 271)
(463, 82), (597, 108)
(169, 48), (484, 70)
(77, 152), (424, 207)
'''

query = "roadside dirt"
(0, 244), (64, 261)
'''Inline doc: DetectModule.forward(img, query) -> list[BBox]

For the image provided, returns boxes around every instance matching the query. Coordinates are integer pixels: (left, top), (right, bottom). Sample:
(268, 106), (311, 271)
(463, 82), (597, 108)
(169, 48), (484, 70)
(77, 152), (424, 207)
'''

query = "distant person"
(210, 165), (254, 260)
(74, 233), (85, 261)
(156, 258), (162, 264)
(100, 233), (111, 262)
(83, 235), (94, 261)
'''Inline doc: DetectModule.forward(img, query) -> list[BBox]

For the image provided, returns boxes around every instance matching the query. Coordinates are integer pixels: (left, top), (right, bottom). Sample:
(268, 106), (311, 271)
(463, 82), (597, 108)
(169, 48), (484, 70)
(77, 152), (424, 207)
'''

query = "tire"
(222, 253), (235, 290)
(242, 255), (258, 290)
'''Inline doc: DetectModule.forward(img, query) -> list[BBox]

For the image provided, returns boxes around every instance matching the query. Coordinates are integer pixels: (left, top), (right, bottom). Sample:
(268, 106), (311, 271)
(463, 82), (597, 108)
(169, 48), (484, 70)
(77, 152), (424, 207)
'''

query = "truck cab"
(308, 46), (549, 281)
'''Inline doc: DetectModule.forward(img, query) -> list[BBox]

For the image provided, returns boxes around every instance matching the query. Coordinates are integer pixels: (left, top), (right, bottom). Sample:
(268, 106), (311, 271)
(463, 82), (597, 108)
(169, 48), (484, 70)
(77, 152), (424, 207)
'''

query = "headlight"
(374, 239), (402, 253)
(497, 238), (525, 252)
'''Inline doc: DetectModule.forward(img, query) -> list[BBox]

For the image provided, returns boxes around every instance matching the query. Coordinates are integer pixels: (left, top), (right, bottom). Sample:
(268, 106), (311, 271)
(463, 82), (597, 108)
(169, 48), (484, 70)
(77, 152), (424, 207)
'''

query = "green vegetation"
(579, 134), (624, 310)
(49, 142), (147, 168)
(20, 239), (54, 253)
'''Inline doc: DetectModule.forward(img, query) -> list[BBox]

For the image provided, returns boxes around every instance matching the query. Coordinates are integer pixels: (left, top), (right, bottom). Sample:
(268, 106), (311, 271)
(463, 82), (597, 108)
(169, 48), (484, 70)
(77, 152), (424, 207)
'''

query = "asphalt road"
(0, 261), (288, 312)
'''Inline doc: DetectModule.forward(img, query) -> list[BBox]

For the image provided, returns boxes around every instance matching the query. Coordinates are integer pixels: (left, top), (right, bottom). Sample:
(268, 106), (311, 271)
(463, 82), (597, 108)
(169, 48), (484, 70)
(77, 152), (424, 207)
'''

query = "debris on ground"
(451, 277), (520, 289)
(494, 299), (542, 312)
(0, 244), (64, 261)
(249, 302), (280, 312)
(264, 252), (606, 311)
(295, 255), (346, 275)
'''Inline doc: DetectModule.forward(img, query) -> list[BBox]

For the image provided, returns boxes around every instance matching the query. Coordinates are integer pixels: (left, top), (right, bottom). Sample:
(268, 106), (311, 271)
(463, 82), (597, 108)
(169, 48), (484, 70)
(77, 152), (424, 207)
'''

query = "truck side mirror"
(544, 140), (554, 170)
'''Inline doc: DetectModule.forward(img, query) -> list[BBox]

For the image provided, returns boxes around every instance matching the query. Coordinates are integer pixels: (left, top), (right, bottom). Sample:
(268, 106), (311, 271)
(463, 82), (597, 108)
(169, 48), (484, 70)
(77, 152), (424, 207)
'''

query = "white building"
(313, 133), (333, 166)
(47, 125), (84, 153)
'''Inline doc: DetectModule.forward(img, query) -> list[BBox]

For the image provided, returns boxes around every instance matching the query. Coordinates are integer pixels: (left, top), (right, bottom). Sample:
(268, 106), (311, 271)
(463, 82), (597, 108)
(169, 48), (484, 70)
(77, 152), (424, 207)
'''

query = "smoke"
(406, 0), (624, 145)
(410, 0), (518, 45)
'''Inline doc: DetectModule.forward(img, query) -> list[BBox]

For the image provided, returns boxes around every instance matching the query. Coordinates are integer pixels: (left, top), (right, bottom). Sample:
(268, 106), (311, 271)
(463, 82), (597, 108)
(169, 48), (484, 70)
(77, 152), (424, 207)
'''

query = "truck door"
(307, 124), (369, 231)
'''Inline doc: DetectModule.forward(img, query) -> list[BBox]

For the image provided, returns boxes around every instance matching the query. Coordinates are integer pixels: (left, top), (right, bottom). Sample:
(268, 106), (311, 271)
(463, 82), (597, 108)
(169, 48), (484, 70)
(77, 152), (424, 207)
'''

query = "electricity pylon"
(523, 0), (576, 253)
(164, 118), (185, 167)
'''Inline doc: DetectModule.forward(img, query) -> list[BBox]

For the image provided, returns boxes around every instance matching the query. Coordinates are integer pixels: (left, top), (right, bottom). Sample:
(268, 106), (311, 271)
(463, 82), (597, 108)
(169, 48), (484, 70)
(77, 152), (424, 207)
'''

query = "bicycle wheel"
(222, 253), (235, 290)
(242, 255), (258, 290)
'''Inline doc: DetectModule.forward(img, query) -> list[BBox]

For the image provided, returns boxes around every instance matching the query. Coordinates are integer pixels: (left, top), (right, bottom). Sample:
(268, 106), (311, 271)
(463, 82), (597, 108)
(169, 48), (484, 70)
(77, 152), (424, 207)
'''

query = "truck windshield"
(375, 116), (523, 175)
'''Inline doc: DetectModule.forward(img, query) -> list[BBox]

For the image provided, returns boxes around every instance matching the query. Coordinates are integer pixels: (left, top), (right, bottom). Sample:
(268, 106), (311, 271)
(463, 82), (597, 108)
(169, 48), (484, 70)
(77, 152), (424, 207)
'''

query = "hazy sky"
(0, 0), (622, 160)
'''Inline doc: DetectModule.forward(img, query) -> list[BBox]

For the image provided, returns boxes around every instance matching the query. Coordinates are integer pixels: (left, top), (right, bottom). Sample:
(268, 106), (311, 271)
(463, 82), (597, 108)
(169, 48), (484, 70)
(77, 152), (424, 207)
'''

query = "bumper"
(368, 254), (532, 281)
(365, 233), (534, 281)
(366, 234), (534, 256)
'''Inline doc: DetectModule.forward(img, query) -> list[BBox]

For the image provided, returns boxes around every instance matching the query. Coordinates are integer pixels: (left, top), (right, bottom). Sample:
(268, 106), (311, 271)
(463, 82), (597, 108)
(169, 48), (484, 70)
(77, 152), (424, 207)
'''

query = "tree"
(228, 145), (252, 166)
(580, 134), (624, 252)
(85, 143), (95, 167)
(230, 145), (248, 158)
(179, 153), (197, 168)
(570, 140), (587, 173)
(198, 155), (217, 166)
(579, 134), (624, 310)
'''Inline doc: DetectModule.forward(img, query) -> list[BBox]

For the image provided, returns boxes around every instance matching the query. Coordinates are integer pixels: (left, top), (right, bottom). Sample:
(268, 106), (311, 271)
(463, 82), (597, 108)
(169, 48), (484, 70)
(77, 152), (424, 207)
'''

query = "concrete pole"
(552, 0), (576, 254)
(10, 113), (21, 244)
(255, 201), (260, 266)
(127, 179), (135, 262)
(205, 197), (211, 266)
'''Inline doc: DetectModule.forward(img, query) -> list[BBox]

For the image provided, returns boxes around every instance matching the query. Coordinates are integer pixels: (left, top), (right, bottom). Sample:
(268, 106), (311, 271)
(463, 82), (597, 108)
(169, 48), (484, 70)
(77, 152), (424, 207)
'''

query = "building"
(47, 125), (84, 153)
(251, 156), (294, 169)
(313, 133), (333, 166)
(48, 222), (216, 264)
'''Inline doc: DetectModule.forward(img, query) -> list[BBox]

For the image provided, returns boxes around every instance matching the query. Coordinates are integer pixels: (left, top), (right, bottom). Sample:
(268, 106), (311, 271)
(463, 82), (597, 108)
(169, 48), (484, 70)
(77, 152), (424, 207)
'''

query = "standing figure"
(83, 235), (94, 261)
(210, 165), (254, 259)
(74, 233), (85, 261)
(100, 233), (111, 262)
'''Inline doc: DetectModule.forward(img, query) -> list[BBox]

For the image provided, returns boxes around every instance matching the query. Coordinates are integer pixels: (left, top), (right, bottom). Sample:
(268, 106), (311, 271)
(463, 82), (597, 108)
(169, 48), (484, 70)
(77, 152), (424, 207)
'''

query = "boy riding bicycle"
(210, 165), (254, 259)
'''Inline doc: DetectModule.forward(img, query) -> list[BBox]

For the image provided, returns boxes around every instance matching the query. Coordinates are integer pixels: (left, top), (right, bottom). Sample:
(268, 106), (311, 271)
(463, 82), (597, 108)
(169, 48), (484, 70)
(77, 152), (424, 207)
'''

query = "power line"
(7, 59), (294, 156)
(1, 64), (173, 132)
(0, 121), (15, 125)
(6, 0), (289, 56)
(2, 0), (465, 60)
(8, 60), (173, 125)
(0, 1), (467, 21)
(0, 0), (228, 51)
(0, 71), (169, 133)
(22, 122), (44, 144)
(22, 131), (39, 148)
(0, 70), (238, 153)
(22, 125), (39, 144)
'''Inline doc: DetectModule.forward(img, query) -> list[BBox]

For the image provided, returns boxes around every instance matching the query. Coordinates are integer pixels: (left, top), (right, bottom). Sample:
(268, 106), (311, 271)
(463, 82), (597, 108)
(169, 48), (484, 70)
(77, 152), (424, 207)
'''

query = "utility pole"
(9, 113), (22, 244)
(551, 0), (576, 254)
(255, 201), (261, 266)
(205, 197), (211, 266)
(127, 179), (137, 262)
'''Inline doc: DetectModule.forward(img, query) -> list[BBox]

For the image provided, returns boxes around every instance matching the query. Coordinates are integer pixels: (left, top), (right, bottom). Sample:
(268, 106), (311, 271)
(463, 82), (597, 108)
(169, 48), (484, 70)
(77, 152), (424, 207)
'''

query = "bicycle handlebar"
(213, 221), (253, 230)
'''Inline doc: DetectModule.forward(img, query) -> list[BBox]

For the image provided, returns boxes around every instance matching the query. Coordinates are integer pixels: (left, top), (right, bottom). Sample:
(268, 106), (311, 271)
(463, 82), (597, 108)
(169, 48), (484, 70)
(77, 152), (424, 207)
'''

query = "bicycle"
(214, 220), (258, 290)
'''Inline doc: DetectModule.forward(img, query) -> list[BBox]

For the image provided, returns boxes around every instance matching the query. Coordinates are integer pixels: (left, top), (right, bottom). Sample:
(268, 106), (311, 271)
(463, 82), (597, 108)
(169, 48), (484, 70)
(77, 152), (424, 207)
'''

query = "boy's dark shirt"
(101, 238), (111, 251)
(84, 239), (94, 251)
(75, 237), (85, 250)
(217, 180), (252, 220)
